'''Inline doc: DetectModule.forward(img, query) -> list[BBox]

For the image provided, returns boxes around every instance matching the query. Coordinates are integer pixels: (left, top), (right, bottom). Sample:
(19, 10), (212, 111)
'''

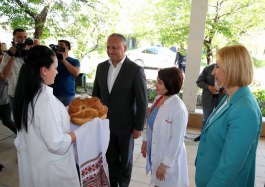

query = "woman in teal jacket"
(195, 45), (262, 187)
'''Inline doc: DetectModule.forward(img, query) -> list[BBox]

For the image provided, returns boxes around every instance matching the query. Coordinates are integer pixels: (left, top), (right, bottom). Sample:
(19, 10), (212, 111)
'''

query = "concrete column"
(182, 0), (208, 112)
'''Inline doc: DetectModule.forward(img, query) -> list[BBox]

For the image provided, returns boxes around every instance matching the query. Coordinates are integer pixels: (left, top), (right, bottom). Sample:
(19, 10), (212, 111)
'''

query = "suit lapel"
(202, 95), (229, 133)
(102, 62), (110, 94)
(202, 86), (250, 133)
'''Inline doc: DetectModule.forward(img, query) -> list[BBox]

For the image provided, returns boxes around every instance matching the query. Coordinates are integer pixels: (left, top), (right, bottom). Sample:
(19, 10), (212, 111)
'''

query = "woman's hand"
(156, 163), (168, 181)
(68, 131), (76, 143)
(141, 141), (147, 158)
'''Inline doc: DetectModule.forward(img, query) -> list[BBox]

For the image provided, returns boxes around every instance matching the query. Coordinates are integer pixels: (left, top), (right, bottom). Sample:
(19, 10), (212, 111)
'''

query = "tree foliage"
(154, 0), (191, 48)
(43, 0), (120, 59)
(152, 0), (265, 64)
(0, 0), (264, 62)
(204, 0), (265, 64)
(0, 0), (119, 59)
(108, 0), (159, 48)
(0, 0), (58, 39)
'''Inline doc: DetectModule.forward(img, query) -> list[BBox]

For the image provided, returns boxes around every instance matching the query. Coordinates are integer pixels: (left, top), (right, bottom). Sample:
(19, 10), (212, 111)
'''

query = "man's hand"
(141, 141), (147, 158)
(58, 51), (66, 61)
(132, 129), (141, 139)
(7, 47), (16, 56)
(208, 85), (218, 94)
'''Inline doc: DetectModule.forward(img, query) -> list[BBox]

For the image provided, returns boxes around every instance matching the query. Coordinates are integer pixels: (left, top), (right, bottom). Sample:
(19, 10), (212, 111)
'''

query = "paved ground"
(0, 122), (265, 187)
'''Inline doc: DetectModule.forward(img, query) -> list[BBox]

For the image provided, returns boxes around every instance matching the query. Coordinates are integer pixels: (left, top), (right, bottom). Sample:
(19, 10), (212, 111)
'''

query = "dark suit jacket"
(92, 57), (148, 134)
(196, 63), (224, 110)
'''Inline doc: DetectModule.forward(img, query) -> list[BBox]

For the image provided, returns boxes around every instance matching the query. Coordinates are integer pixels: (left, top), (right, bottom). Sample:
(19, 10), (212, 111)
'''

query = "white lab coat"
(14, 85), (80, 187)
(143, 94), (189, 187)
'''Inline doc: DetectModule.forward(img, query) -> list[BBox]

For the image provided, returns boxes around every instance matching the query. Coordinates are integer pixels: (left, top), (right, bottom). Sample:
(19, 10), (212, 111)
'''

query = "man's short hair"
(108, 33), (127, 44)
(58, 40), (71, 50)
(13, 28), (26, 36)
(217, 45), (253, 88)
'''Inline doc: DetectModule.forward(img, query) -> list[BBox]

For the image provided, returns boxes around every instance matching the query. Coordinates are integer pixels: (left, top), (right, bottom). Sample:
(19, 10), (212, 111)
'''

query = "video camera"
(8, 37), (34, 58)
(49, 44), (65, 61)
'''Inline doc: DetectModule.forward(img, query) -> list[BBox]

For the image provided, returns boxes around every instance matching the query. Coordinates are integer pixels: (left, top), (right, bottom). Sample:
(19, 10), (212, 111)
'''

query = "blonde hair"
(217, 45), (253, 88)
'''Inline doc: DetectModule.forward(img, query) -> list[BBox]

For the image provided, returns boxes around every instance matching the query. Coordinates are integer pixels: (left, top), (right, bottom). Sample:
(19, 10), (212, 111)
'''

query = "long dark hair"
(13, 45), (55, 132)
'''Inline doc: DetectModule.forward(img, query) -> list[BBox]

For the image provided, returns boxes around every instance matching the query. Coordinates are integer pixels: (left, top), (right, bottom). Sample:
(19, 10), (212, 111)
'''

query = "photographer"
(0, 41), (16, 134)
(0, 28), (29, 110)
(51, 40), (80, 106)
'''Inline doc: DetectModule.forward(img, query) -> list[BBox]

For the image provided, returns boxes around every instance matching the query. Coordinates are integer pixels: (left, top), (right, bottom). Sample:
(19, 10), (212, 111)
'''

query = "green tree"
(108, 0), (159, 48)
(0, 0), (62, 39)
(126, 0), (191, 48)
(154, 0), (191, 47)
(204, 0), (265, 64)
(43, 0), (120, 59)
(1, 0), (264, 62)
(152, 0), (265, 64)
(0, 0), (119, 59)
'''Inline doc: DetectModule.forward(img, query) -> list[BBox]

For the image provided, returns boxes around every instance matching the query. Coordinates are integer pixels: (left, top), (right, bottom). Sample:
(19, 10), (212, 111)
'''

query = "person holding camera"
(51, 40), (80, 106)
(0, 41), (16, 134)
(0, 28), (29, 110)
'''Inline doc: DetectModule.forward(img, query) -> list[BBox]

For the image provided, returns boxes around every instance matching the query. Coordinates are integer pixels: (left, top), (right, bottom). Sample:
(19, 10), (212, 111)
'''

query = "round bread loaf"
(68, 97), (108, 125)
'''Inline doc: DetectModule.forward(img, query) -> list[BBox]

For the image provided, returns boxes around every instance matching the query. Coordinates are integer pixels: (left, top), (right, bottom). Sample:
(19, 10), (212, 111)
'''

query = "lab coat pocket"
(160, 119), (173, 136)
(47, 152), (77, 183)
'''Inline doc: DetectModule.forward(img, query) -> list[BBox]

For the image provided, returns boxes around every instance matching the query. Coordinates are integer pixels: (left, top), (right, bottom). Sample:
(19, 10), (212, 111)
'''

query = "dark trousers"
(202, 94), (220, 128)
(8, 96), (14, 111)
(107, 132), (134, 187)
(0, 103), (16, 134)
(179, 64), (186, 73)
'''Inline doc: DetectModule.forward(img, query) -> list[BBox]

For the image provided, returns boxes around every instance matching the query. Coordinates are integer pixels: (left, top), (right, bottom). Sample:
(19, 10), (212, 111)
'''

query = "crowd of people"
(0, 28), (263, 187)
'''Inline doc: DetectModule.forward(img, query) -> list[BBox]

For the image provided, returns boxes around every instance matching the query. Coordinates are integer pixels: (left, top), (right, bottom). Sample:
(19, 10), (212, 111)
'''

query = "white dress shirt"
(107, 56), (126, 93)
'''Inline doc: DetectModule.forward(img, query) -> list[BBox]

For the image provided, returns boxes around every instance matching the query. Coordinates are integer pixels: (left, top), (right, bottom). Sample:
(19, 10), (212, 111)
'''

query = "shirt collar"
(42, 84), (53, 95)
(108, 56), (126, 67)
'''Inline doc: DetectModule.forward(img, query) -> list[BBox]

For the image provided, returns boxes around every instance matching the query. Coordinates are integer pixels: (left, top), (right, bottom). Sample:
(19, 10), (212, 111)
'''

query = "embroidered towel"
(72, 118), (110, 187)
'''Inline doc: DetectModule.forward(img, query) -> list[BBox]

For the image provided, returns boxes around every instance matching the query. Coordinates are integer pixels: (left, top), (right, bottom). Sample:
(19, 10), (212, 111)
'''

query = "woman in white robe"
(141, 67), (189, 187)
(13, 46), (80, 187)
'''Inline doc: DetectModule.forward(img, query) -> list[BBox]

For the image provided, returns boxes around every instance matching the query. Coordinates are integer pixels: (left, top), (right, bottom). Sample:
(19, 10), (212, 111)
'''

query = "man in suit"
(92, 33), (148, 187)
(194, 63), (225, 141)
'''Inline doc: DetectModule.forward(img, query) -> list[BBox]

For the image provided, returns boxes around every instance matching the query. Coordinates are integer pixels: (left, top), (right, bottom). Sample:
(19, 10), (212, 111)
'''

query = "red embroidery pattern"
(80, 152), (110, 187)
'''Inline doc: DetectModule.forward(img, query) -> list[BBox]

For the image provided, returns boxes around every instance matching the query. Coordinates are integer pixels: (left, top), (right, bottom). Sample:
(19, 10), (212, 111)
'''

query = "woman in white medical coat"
(141, 67), (189, 187)
(13, 46), (80, 187)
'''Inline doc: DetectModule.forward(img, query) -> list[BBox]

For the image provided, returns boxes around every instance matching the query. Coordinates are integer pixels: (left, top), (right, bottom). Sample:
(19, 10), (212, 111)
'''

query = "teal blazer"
(195, 86), (262, 187)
